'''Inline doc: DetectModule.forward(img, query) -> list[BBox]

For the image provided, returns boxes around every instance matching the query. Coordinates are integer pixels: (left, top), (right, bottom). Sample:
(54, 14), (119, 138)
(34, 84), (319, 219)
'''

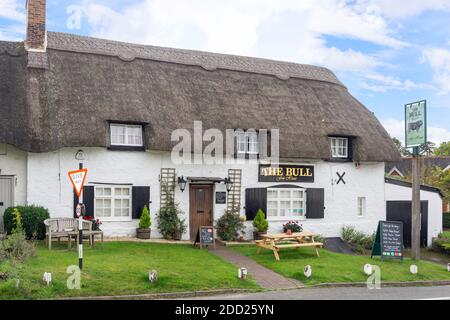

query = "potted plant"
(173, 218), (187, 241)
(136, 205), (151, 239)
(283, 221), (303, 234)
(252, 209), (269, 240)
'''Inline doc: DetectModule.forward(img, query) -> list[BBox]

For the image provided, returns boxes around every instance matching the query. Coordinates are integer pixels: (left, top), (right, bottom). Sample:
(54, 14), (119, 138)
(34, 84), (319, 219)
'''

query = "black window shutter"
(306, 188), (325, 219)
(245, 188), (267, 221)
(132, 186), (150, 219)
(73, 186), (95, 218)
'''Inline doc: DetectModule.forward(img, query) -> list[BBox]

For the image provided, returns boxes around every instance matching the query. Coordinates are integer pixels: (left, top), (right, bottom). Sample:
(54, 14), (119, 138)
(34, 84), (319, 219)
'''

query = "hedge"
(444, 212), (450, 229)
(3, 206), (50, 240)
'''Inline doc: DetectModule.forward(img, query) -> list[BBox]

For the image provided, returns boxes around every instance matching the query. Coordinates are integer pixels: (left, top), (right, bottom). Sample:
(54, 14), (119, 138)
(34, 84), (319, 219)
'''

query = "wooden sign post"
(371, 221), (404, 261)
(194, 226), (215, 249)
(405, 100), (426, 260)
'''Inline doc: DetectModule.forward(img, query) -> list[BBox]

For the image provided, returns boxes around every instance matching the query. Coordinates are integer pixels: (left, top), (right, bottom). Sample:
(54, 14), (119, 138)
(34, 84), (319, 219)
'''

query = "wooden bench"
(44, 218), (92, 250)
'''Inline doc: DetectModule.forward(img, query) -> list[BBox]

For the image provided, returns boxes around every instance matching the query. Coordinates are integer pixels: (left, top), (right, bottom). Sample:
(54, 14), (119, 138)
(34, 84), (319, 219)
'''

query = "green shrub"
(0, 230), (36, 263)
(139, 205), (151, 229)
(342, 225), (375, 254)
(156, 183), (186, 240)
(216, 211), (246, 241)
(432, 232), (450, 254)
(252, 209), (268, 232)
(443, 213), (450, 229)
(4, 206), (49, 240)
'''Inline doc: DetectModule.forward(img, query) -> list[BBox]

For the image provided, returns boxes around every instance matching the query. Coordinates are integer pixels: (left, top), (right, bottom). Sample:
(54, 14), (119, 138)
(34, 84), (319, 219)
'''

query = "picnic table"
(255, 232), (323, 261)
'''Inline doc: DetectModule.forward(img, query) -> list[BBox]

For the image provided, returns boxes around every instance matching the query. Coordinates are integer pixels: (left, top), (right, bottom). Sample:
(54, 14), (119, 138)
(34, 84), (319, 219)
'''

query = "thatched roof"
(0, 32), (400, 162)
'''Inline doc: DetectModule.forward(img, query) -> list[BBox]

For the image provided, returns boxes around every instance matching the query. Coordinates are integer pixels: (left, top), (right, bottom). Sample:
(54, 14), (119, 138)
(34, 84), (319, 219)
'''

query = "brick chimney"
(25, 0), (47, 51)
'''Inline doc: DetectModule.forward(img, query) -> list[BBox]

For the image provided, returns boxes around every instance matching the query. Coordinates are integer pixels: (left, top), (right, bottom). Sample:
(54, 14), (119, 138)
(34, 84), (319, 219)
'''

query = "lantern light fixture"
(224, 177), (233, 192)
(177, 176), (187, 192)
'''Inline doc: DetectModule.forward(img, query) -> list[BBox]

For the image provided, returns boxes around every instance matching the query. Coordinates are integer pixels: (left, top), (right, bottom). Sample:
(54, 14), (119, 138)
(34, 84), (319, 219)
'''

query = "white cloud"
(421, 48), (450, 94)
(360, 73), (434, 93)
(382, 118), (450, 145)
(370, 0), (450, 20)
(78, 0), (408, 56)
(0, 0), (25, 22)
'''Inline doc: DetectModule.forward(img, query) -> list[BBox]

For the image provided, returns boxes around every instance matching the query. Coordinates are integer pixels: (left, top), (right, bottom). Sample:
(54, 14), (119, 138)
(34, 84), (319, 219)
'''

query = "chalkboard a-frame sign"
(194, 226), (215, 249)
(371, 221), (404, 261)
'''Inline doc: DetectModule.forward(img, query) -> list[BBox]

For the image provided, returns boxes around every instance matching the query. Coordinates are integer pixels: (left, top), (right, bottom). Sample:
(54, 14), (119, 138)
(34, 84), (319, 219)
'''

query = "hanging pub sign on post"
(68, 168), (88, 270)
(371, 221), (404, 262)
(405, 100), (427, 148)
(405, 100), (426, 261)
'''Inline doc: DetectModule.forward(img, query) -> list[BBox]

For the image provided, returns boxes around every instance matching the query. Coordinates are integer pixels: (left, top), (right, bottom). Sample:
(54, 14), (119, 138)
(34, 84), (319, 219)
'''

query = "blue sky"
(2, 0), (450, 145)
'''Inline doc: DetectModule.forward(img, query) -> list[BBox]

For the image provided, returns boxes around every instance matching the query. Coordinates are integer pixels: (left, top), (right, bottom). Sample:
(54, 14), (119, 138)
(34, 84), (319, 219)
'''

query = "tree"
(435, 141), (450, 156)
(419, 141), (436, 156)
(421, 166), (450, 204)
(392, 137), (411, 156)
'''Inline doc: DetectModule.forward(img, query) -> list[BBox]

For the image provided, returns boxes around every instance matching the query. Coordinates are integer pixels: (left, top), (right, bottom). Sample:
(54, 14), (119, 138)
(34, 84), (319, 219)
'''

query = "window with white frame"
(110, 124), (143, 147)
(330, 137), (349, 158)
(357, 197), (366, 217)
(95, 186), (132, 221)
(267, 188), (306, 219)
(236, 131), (259, 155)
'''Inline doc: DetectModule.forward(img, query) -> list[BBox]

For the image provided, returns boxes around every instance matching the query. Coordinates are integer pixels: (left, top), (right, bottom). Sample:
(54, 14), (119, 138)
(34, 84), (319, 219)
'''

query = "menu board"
(194, 226), (215, 249)
(371, 221), (404, 260)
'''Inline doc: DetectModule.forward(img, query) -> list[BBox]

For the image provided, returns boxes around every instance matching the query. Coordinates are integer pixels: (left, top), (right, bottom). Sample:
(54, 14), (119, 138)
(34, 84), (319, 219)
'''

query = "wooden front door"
(189, 185), (213, 240)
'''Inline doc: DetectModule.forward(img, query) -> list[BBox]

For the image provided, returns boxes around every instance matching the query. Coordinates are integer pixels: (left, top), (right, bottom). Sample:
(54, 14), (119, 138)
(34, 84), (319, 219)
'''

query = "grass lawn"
(0, 242), (259, 299)
(232, 246), (450, 286)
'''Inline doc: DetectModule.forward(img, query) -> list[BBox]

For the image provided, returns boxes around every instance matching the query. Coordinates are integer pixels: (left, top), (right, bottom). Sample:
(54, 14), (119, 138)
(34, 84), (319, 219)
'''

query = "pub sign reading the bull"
(258, 164), (314, 183)
(405, 100), (427, 148)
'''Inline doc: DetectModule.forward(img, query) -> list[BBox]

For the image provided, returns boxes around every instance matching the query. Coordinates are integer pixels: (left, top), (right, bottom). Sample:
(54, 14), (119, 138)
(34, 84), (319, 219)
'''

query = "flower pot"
(253, 231), (267, 240)
(286, 229), (292, 235)
(173, 231), (182, 241)
(136, 228), (151, 239)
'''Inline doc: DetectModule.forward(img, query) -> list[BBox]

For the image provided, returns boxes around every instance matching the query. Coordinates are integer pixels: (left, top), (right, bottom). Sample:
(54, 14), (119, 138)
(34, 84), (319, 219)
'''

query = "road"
(190, 285), (450, 300)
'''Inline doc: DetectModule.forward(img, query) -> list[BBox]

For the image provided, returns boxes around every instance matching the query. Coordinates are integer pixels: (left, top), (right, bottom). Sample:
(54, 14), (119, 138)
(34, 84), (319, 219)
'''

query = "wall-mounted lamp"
(75, 150), (86, 161)
(177, 176), (187, 192)
(224, 177), (233, 192)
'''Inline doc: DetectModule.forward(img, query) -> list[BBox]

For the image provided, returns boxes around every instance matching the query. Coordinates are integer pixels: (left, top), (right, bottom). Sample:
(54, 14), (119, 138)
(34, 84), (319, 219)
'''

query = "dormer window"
(237, 131), (259, 155)
(330, 137), (349, 158)
(110, 123), (143, 147)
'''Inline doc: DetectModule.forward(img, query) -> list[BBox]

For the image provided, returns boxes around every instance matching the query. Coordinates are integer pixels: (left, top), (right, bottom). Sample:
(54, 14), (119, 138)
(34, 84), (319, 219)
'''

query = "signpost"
(371, 221), (404, 261)
(68, 168), (88, 269)
(405, 100), (426, 260)
(194, 226), (215, 249)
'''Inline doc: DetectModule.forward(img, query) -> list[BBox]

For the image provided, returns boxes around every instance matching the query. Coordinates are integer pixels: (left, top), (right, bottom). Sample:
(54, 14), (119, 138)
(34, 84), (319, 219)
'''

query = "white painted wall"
(26, 147), (387, 240)
(385, 183), (443, 246)
(0, 144), (27, 206)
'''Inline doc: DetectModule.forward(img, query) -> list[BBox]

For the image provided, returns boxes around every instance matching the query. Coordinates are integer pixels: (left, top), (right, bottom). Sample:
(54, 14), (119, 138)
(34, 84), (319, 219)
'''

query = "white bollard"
(447, 263), (450, 272)
(304, 265), (312, 278)
(238, 267), (248, 280)
(410, 265), (418, 275)
(43, 272), (52, 286)
(149, 270), (158, 283)
(364, 264), (373, 276)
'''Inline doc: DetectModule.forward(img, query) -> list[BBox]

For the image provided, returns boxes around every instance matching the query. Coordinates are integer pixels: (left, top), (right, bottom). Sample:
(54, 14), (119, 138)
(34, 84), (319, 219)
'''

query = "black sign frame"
(258, 164), (314, 183)
(371, 221), (404, 261)
(215, 192), (226, 204)
(194, 226), (215, 249)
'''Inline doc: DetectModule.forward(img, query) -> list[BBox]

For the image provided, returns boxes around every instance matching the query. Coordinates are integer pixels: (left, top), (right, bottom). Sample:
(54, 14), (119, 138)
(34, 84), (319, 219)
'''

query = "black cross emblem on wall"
(336, 172), (346, 185)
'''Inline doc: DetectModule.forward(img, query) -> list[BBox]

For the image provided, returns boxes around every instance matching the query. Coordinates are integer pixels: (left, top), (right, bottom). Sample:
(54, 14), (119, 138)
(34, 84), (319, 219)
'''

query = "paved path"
(191, 285), (450, 300)
(209, 245), (303, 290)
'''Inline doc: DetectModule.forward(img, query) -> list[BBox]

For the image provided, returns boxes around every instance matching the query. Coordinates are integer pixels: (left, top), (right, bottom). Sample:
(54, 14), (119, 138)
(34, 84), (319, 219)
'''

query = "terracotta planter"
(136, 228), (151, 239)
(286, 229), (292, 235)
(253, 231), (267, 240)
(173, 231), (182, 241)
